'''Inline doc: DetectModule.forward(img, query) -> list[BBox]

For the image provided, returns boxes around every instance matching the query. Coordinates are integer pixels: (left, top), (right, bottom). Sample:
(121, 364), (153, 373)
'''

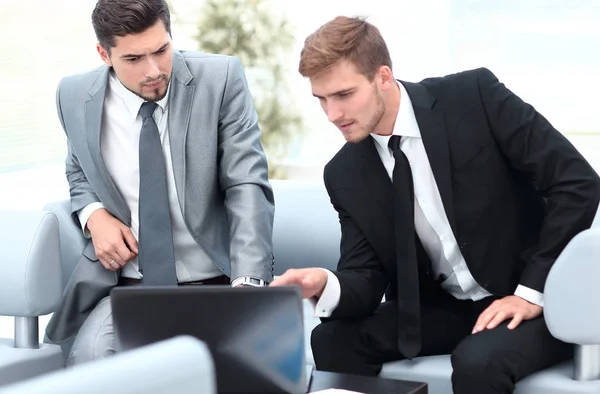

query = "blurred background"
(1, 0), (600, 207)
(0, 0), (599, 335)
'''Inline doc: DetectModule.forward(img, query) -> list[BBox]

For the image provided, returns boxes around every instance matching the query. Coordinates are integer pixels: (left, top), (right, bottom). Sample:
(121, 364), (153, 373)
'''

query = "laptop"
(111, 285), (311, 394)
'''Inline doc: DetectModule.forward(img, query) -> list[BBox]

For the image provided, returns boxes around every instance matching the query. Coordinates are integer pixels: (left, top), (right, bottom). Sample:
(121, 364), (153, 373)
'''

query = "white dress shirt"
(314, 82), (544, 317)
(78, 70), (223, 282)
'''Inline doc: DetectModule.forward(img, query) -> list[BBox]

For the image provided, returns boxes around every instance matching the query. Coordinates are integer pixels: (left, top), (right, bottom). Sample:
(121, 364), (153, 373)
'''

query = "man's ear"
(97, 43), (112, 67)
(377, 65), (395, 90)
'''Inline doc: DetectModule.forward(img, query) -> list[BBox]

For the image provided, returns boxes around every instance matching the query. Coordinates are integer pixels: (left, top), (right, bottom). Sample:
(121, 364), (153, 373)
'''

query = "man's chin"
(344, 132), (369, 144)
(139, 88), (167, 102)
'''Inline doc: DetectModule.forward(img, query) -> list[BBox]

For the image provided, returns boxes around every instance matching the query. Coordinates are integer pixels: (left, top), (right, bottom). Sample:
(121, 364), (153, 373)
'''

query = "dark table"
(308, 370), (427, 394)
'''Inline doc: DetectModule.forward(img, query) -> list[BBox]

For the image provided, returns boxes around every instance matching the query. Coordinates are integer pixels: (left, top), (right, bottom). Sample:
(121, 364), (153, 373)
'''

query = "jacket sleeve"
(217, 56), (275, 283)
(477, 67), (600, 292)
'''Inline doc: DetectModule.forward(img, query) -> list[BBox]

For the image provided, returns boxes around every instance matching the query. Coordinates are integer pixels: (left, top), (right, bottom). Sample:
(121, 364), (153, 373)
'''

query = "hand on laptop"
(270, 268), (328, 299)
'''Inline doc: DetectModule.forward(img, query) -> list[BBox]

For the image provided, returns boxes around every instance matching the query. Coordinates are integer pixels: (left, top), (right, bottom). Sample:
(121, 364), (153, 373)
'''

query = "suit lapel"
(85, 68), (131, 225)
(401, 81), (457, 232)
(167, 51), (195, 214)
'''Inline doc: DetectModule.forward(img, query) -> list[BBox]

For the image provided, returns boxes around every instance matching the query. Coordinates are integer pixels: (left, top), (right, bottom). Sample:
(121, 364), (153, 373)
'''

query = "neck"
(372, 81), (401, 136)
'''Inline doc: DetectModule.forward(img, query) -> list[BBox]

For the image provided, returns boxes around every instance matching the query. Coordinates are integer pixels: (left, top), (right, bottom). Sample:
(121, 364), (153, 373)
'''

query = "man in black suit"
(271, 16), (600, 393)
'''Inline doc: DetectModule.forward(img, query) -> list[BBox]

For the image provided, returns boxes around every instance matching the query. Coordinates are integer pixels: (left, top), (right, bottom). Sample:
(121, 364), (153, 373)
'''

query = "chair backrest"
(0, 336), (217, 394)
(544, 225), (600, 381)
(0, 210), (64, 386)
(43, 200), (85, 292)
(271, 180), (340, 275)
(545, 226), (600, 345)
(0, 210), (62, 318)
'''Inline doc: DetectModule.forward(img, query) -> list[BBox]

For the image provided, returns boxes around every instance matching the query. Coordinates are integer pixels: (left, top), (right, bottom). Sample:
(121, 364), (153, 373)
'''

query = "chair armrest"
(0, 336), (217, 394)
(544, 227), (600, 345)
(0, 211), (62, 317)
(43, 200), (86, 290)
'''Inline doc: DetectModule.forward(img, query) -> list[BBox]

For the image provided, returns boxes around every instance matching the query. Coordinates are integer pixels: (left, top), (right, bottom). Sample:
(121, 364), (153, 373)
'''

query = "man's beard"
(125, 74), (170, 102)
(365, 91), (386, 135)
(351, 89), (386, 143)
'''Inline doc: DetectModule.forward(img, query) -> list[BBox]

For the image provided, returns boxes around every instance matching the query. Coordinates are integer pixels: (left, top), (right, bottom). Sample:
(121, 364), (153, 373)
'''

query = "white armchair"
(544, 227), (600, 383)
(0, 335), (217, 394)
(0, 211), (63, 386)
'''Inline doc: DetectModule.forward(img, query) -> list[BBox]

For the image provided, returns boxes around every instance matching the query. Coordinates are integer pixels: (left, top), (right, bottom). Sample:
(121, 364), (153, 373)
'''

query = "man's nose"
(145, 58), (160, 79)
(326, 104), (343, 123)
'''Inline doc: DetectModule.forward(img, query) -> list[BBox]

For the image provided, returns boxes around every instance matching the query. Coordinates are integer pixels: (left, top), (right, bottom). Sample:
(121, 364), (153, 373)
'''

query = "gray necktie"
(138, 101), (177, 286)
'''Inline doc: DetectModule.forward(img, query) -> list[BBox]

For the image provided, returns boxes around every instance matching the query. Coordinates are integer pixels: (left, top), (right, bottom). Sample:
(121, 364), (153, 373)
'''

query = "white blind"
(0, 0), (101, 173)
(449, 0), (600, 135)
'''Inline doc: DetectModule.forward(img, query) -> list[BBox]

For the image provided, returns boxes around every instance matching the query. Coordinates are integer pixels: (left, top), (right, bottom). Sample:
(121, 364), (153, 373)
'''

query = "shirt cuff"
(310, 269), (341, 318)
(514, 285), (544, 307)
(77, 202), (105, 238)
(231, 276), (267, 287)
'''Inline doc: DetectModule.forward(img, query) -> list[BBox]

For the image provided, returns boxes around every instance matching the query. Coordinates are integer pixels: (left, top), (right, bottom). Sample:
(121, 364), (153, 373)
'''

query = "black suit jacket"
(324, 67), (600, 320)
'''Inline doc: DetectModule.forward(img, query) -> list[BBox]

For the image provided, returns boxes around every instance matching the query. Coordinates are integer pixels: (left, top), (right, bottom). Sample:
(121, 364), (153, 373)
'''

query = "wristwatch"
(231, 276), (268, 287)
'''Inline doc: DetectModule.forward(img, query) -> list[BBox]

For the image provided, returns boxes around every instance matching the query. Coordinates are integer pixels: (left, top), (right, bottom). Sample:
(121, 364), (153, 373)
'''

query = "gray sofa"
(2, 180), (599, 393)
(0, 211), (63, 386)
(0, 210), (217, 392)
(0, 336), (216, 394)
(270, 180), (600, 394)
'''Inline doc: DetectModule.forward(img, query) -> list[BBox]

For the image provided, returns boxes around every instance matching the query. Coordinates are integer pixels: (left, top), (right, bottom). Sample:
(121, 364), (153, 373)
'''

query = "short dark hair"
(91, 0), (171, 52)
(299, 16), (392, 81)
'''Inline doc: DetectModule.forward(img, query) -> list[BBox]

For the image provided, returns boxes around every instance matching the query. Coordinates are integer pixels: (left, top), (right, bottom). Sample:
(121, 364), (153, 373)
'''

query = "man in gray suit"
(45, 0), (275, 365)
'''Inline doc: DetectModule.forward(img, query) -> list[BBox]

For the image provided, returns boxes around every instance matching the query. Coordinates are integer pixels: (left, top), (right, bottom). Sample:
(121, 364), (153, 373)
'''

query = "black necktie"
(388, 135), (421, 359)
(138, 102), (178, 286)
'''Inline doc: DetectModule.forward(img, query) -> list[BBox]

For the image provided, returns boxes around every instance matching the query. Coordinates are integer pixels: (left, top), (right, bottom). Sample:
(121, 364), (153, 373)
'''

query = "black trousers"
(311, 290), (572, 394)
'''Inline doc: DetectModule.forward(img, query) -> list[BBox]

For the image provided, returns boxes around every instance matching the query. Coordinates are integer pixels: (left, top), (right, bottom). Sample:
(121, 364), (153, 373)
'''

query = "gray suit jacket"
(46, 50), (275, 343)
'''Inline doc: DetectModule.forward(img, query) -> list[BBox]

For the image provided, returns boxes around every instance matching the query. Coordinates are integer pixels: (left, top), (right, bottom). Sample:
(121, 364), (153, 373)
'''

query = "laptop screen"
(111, 286), (308, 394)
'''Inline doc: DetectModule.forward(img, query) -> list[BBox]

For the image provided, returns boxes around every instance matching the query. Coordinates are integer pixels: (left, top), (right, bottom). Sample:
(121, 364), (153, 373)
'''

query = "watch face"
(250, 278), (261, 285)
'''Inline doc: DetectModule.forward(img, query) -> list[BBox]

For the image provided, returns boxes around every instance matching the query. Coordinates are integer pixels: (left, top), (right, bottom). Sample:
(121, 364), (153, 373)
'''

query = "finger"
(99, 258), (112, 270)
(95, 248), (108, 265)
(270, 272), (300, 287)
(100, 258), (118, 271)
(486, 311), (510, 330)
(105, 250), (126, 267)
(115, 242), (134, 265)
(97, 251), (119, 269)
(473, 309), (496, 334)
(507, 314), (523, 330)
(301, 275), (316, 288)
(108, 257), (121, 271)
(121, 228), (139, 255)
(102, 250), (124, 270)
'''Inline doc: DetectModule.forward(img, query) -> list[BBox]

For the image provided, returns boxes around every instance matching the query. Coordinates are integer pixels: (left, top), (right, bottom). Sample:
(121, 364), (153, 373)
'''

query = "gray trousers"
(65, 296), (115, 366)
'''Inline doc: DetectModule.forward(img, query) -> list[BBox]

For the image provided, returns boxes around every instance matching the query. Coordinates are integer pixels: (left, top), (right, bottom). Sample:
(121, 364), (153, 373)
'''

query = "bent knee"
(67, 299), (116, 366)
(311, 320), (352, 351)
(311, 321), (333, 352)
(451, 336), (505, 378)
(68, 333), (116, 366)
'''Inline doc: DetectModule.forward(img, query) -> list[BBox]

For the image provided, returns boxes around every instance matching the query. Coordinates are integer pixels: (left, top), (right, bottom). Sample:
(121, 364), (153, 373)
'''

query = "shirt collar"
(108, 69), (170, 121)
(371, 81), (421, 153)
